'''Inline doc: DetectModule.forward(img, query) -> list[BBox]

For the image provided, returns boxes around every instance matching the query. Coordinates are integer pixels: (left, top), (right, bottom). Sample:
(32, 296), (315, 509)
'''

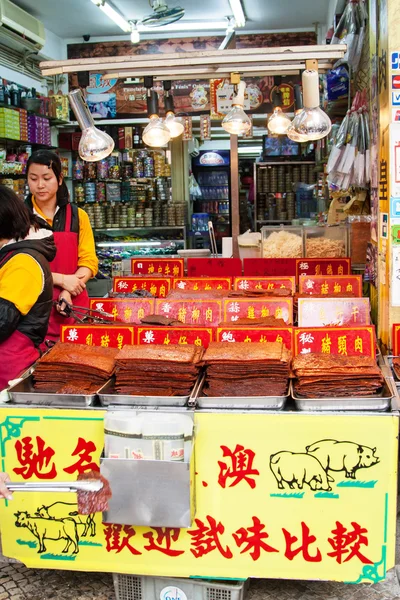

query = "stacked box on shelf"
(28, 115), (51, 146)
(17, 108), (28, 142)
(0, 108), (20, 140)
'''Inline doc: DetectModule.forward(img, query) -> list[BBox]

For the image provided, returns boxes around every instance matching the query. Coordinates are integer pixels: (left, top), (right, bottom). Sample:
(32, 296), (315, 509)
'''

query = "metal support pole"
(230, 133), (240, 258)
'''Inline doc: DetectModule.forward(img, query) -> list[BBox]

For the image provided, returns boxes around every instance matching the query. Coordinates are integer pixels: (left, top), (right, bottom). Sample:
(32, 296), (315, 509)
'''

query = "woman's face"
(27, 163), (60, 204)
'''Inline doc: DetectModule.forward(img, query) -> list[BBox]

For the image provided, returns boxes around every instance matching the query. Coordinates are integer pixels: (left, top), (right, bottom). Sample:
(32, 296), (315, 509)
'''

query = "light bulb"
(68, 89), (114, 162)
(165, 112), (184, 138)
(267, 107), (292, 135)
(222, 106), (252, 135)
(130, 21), (140, 43)
(142, 115), (171, 147)
(290, 106), (331, 141)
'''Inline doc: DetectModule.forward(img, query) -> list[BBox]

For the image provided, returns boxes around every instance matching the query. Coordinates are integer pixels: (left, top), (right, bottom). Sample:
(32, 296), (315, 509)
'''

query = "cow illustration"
(306, 439), (379, 479)
(270, 451), (334, 491)
(35, 502), (96, 537)
(15, 511), (79, 555)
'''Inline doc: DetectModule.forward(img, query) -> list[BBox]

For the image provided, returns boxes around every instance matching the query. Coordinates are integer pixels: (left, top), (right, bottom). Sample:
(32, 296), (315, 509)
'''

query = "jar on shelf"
(97, 159), (109, 180)
(167, 205), (176, 226)
(144, 152), (154, 178)
(73, 159), (84, 180)
(122, 164), (133, 180)
(132, 151), (144, 178)
(85, 162), (97, 180)
(96, 181), (106, 203)
(74, 184), (85, 204)
(84, 182), (96, 203)
(109, 164), (120, 180)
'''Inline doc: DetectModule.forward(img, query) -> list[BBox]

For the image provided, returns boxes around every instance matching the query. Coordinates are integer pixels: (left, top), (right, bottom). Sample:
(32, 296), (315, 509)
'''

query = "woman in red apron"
(0, 186), (56, 390)
(25, 150), (98, 344)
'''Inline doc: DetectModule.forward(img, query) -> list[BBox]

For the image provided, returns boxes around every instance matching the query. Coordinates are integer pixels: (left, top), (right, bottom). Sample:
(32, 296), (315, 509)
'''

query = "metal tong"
(6, 480), (103, 493)
(188, 371), (206, 408)
(55, 299), (117, 324)
(208, 220), (218, 258)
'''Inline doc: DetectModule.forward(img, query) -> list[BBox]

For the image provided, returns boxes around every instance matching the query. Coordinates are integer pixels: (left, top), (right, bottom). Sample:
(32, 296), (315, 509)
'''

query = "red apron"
(46, 203), (89, 343)
(0, 252), (39, 390)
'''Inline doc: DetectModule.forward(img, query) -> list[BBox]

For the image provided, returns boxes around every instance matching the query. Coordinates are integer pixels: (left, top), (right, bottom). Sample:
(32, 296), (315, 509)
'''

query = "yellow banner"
(0, 408), (397, 583)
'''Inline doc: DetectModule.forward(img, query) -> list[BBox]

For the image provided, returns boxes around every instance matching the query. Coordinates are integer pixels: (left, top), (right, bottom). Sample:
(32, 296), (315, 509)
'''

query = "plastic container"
(305, 224), (348, 258)
(261, 225), (304, 258)
(238, 230), (261, 260)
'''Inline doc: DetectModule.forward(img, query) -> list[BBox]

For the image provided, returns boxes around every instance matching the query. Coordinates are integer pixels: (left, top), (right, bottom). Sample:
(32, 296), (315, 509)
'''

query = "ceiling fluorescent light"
(138, 20), (228, 32)
(238, 146), (262, 154)
(228, 0), (245, 27)
(91, 0), (131, 32)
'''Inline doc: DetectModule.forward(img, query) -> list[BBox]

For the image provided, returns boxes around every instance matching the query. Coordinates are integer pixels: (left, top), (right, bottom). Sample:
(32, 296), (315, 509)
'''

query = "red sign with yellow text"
(392, 324), (400, 355)
(60, 325), (135, 348)
(223, 298), (293, 324)
(296, 258), (351, 279)
(234, 276), (295, 293)
(155, 299), (222, 327)
(131, 258), (184, 277)
(217, 327), (293, 350)
(113, 277), (171, 297)
(294, 326), (376, 358)
(298, 298), (370, 327)
(243, 258), (296, 276)
(137, 327), (213, 347)
(90, 298), (154, 324)
(173, 277), (232, 291)
(298, 275), (362, 297)
(187, 258), (242, 277)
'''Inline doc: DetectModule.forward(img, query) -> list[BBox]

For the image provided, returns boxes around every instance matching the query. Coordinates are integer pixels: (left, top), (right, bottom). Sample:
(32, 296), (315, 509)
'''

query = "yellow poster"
(0, 407), (397, 583)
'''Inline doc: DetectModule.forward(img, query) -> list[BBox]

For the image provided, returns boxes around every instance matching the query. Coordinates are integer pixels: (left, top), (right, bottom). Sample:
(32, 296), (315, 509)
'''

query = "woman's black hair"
(0, 185), (39, 241)
(26, 149), (69, 205)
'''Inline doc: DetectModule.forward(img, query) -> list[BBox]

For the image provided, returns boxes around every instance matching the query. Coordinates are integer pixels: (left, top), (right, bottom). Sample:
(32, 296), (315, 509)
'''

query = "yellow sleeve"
(77, 208), (98, 277)
(0, 254), (43, 315)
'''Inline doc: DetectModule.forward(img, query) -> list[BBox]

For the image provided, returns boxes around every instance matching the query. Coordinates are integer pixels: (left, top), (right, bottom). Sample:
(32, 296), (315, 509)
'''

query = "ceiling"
(12, 0), (331, 39)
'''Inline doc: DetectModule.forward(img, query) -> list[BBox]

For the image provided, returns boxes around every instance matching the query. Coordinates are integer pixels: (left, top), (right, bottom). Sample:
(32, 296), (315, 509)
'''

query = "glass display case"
(304, 225), (348, 258)
(261, 225), (304, 258)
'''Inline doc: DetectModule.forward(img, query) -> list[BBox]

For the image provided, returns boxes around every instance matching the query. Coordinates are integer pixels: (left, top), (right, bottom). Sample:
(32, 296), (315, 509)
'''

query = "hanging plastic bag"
(327, 110), (350, 173)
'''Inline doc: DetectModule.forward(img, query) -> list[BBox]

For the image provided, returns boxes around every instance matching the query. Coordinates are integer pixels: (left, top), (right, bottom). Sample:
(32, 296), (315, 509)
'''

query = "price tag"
(60, 325), (135, 348)
(294, 326), (376, 358)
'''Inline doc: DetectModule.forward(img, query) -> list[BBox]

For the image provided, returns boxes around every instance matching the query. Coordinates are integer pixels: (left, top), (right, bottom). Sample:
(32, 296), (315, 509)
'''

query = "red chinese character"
(64, 437), (99, 475)
(189, 516), (233, 559)
(104, 524), (141, 555)
(143, 527), (184, 557)
(327, 521), (373, 564)
(233, 517), (278, 561)
(218, 444), (259, 489)
(14, 436), (57, 479)
(283, 522), (322, 562)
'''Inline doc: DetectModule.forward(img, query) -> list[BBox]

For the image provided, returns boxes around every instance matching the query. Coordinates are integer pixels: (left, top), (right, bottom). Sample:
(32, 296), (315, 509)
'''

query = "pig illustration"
(306, 440), (379, 479)
(270, 451), (334, 491)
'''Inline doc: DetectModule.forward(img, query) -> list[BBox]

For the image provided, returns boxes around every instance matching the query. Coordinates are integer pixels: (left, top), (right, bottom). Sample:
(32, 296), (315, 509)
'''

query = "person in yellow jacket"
(26, 150), (98, 343)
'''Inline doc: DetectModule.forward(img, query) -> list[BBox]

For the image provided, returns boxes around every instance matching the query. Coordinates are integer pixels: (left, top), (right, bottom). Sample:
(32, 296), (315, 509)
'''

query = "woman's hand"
(61, 274), (86, 296)
(57, 290), (72, 315)
(0, 473), (12, 500)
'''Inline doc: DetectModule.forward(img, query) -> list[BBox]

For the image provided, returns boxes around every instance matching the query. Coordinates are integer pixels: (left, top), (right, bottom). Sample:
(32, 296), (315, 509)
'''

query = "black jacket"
(25, 194), (79, 234)
(0, 230), (56, 347)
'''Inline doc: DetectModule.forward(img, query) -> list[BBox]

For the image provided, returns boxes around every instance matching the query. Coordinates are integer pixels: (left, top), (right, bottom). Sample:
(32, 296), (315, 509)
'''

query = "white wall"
(41, 28), (67, 61)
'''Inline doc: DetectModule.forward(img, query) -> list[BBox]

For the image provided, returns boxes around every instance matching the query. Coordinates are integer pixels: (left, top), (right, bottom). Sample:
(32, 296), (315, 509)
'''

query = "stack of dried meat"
(391, 357), (400, 380)
(202, 341), (290, 397)
(115, 344), (204, 396)
(293, 353), (384, 398)
(33, 342), (117, 394)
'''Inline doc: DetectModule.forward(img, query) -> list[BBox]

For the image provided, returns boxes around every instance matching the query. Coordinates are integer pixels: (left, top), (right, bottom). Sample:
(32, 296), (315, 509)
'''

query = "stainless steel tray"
(8, 375), (98, 407)
(98, 379), (189, 407)
(291, 380), (393, 412)
(384, 356), (400, 383)
(196, 376), (289, 410)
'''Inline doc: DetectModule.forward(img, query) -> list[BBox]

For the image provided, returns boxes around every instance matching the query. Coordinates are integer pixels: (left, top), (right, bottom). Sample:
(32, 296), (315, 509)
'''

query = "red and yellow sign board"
(293, 327), (376, 358)
(223, 298), (293, 325)
(137, 327), (213, 347)
(89, 298), (155, 324)
(298, 298), (370, 327)
(60, 325), (135, 348)
(243, 258), (296, 276)
(296, 258), (351, 279)
(113, 277), (171, 297)
(299, 275), (363, 297)
(234, 276), (296, 293)
(172, 277), (232, 291)
(392, 324), (400, 355)
(131, 259), (184, 277)
(187, 258), (242, 277)
(155, 299), (222, 327)
(0, 407), (397, 583)
(217, 327), (293, 350)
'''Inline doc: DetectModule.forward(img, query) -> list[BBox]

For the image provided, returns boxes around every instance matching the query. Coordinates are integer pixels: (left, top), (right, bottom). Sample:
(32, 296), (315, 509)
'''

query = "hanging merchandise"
(200, 114), (211, 140)
(182, 116), (193, 141)
(331, 0), (368, 71)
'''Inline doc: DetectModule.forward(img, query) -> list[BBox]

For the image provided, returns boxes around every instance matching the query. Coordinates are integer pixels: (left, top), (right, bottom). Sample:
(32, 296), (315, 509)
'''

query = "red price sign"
(90, 298), (155, 324)
(243, 258), (296, 276)
(137, 327), (213, 347)
(296, 258), (351, 280)
(294, 326), (376, 358)
(298, 298), (370, 327)
(113, 277), (171, 297)
(217, 327), (293, 350)
(298, 275), (362, 297)
(187, 258), (242, 277)
(173, 277), (232, 291)
(392, 324), (400, 355)
(234, 276), (295, 293)
(131, 259), (184, 277)
(155, 299), (222, 327)
(223, 298), (293, 324)
(60, 325), (135, 348)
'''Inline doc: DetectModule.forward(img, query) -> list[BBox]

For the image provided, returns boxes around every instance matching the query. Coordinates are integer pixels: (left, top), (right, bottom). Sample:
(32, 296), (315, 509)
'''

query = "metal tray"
(196, 375), (289, 410)
(291, 380), (393, 412)
(8, 375), (98, 407)
(98, 378), (190, 407)
(384, 356), (400, 383)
